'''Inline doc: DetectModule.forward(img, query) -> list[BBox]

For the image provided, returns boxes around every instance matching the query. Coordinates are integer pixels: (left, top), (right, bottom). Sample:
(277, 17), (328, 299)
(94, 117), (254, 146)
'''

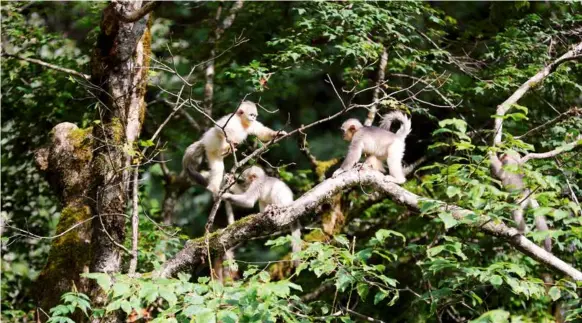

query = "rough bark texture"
(158, 169), (582, 281)
(88, 0), (151, 276)
(34, 123), (94, 317)
(33, 2), (153, 321)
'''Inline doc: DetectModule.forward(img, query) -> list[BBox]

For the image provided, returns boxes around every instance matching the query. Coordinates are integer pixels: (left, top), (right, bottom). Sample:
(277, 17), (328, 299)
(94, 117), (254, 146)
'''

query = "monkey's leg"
(207, 153), (225, 195)
(364, 155), (385, 172)
(386, 142), (406, 184)
(386, 157), (406, 184)
(291, 221), (302, 267)
(512, 189), (533, 233)
(529, 197), (552, 252)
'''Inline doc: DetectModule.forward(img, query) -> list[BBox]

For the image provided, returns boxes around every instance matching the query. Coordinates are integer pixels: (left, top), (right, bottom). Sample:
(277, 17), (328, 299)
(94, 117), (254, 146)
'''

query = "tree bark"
(34, 2), (154, 321)
(34, 123), (94, 318)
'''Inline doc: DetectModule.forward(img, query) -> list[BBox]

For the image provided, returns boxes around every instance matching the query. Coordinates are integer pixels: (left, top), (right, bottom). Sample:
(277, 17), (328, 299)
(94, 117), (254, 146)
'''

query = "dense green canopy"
(2, 1), (581, 322)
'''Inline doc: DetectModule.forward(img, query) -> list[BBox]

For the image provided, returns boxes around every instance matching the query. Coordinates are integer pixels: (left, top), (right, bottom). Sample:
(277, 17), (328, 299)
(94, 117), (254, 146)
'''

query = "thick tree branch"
(5, 54), (90, 80)
(113, 0), (160, 23)
(157, 169), (582, 281)
(493, 42), (582, 146)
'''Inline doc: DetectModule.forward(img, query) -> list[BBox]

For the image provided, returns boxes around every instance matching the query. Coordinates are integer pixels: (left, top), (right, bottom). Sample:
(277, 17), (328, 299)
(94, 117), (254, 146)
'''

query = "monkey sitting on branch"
(182, 101), (287, 195)
(333, 111), (412, 184)
(222, 166), (302, 260)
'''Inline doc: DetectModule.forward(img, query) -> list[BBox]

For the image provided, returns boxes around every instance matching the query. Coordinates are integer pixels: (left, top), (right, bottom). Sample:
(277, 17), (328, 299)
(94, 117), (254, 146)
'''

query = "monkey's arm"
(249, 121), (286, 142)
(490, 153), (504, 178)
(229, 182), (246, 194)
(341, 141), (364, 170)
(222, 182), (261, 209)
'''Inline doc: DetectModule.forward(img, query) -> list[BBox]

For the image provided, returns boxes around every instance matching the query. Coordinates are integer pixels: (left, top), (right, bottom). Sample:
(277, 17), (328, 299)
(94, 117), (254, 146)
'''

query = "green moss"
(304, 229), (328, 242)
(68, 127), (93, 163)
(315, 158), (339, 179)
(109, 117), (124, 142)
(37, 202), (93, 311)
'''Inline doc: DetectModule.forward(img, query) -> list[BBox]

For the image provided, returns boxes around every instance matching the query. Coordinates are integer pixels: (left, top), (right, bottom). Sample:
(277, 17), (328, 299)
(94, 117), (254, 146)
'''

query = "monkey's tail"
(182, 140), (209, 187)
(379, 111), (411, 139)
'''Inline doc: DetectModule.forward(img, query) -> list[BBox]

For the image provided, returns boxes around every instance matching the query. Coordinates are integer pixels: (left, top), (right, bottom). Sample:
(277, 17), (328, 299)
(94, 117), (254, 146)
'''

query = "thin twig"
(4, 54), (90, 80)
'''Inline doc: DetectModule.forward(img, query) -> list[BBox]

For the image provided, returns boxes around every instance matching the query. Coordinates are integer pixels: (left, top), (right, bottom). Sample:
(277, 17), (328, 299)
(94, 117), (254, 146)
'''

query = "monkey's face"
(245, 173), (258, 185)
(238, 101), (258, 123)
(500, 151), (521, 165)
(340, 119), (362, 142)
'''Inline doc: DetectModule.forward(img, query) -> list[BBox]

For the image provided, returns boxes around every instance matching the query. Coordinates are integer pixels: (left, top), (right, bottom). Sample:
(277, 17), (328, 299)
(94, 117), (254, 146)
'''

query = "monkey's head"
(237, 101), (258, 124)
(340, 118), (363, 141)
(500, 150), (521, 165)
(241, 166), (266, 185)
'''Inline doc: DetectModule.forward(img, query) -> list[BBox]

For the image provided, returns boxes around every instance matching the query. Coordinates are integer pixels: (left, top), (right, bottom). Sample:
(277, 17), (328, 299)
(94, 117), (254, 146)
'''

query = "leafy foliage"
(2, 1), (582, 322)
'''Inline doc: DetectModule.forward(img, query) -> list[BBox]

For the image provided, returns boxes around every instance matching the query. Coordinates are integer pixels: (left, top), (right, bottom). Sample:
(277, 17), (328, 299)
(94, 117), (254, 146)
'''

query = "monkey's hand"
(221, 192), (233, 201)
(275, 130), (288, 138)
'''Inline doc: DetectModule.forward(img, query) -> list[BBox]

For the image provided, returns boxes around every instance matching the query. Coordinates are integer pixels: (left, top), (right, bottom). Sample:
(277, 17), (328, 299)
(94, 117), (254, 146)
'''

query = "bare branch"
(515, 107), (581, 139)
(493, 42), (582, 146)
(4, 54), (90, 80)
(177, 108), (202, 131)
(520, 135), (582, 163)
(128, 167), (140, 274)
(157, 169), (582, 281)
(364, 47), (388, 126)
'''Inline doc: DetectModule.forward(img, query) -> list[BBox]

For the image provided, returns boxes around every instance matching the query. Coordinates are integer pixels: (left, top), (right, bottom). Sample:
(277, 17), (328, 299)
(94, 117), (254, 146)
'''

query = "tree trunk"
(88, 0), (151, 314)
(34, 2), (152, 321)
(35, 123), (94, 318)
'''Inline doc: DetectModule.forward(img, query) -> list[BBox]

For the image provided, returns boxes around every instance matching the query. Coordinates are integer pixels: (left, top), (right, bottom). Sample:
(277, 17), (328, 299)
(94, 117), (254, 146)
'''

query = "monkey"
(491, 150), (552, 252)
(222, 166), (302, 261)
(332, 111), (412, 184)
(182, 101), (286, 194)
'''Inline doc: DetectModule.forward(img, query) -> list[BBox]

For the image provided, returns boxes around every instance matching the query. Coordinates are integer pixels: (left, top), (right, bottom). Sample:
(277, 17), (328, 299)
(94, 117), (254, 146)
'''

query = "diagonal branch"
(157, 169), (582, 281)
(515, 107), (581, 140)
(520, 135), (582, 163)
(4, 54), (91, 80)
(493, 42), (582, 146)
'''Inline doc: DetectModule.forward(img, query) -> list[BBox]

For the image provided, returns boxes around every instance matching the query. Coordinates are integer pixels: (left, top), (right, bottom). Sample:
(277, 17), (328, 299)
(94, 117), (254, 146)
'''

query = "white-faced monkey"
(182, 101), (286, 194)
(222, 166), (302, 261)
(333, 111), (412, 184)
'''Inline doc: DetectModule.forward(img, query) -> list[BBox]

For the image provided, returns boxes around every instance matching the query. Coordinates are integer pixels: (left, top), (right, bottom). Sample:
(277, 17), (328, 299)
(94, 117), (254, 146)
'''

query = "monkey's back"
(355, 126), (397, 158)
(262, 176), (294, 207)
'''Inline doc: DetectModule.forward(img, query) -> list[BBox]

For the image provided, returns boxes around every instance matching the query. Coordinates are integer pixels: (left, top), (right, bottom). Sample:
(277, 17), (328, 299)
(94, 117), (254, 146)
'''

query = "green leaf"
(112, 282), (131, 298)
(552, 209), (569, 221)
(533, 207), (553, 218)
(548, 286), (561, 301)
(439, 118), (467, 133)
(335, 235), (350, 247)
(490, 275), (503, 287)
(218, 310), (238, 323)
(159, 288), (177, 307)
(446, 186), (461, 198)
(438, 212), (458, 230)
(139, 139), (155, 147)
(82, 273), (111, 293)
(120, 300), (132, 314)
(373, 290), (388, 305)
(356, 283), (369, 300)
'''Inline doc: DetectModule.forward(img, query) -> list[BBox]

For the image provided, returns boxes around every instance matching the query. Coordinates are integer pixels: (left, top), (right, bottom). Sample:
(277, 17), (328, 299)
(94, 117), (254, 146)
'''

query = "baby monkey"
(222, 166), (302, 259)
(333, 111), (411, 184)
